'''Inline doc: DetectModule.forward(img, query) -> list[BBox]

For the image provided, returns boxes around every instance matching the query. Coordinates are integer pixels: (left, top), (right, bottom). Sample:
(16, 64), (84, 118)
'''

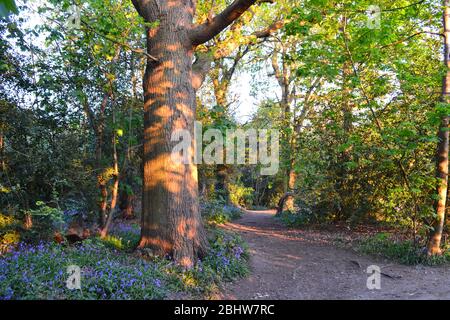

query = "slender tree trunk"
(428, 0), (450, 255)
(23, 212), (33, 230)
(0, 129), (5, 172)
(100, 106), (120, 238)
(96, 129), (108, 227)
(271, 46), (295, 210)
(285, 159), (296, 209)
(211, 66), (232, 202)
(212, 73), (229, 108)
(93, 93), (109, 227)
(215, 164), (230, 202)
(335, 61), (354, 218)
(136, 1), (207, 266)
(92, 47), (121, 227)
(118, 53), (138, 220)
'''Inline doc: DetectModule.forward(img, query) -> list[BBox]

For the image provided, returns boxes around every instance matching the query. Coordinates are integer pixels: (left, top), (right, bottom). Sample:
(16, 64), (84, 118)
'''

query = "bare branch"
(192, 52), (214, 91)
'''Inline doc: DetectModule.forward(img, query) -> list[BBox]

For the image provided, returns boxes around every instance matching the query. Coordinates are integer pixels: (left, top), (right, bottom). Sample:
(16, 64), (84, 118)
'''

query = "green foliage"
(0, 0), (18, 17)
(201, 200), (243, 225)
(228, 184), (254, 208)
(0, 1), (145, 223)
(358, 233), (450, 266)
(23, 201), (65, 242)
(0, 213), (19, 254)
(277, 206), (319, 227)
(100, 235), (124, 250)
(0, 241), (168, 299)
(203, 229), (249, 281)
(107, 222), (141, 250)
(174, 228), (249, 295)
(257, 0), (444, 241)
(29, 201), (64, 227)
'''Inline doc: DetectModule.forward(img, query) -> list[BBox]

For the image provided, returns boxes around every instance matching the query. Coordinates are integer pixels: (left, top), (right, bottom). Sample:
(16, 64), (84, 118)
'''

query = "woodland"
(0, 0), (449, 300)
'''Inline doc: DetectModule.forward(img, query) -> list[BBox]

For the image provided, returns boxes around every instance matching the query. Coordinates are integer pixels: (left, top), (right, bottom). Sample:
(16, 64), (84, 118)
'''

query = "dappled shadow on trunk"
(137, 1), (207, 267)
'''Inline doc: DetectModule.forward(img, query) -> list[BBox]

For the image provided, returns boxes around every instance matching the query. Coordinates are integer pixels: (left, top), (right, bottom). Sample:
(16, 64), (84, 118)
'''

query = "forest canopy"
(0, 0), (449, 301)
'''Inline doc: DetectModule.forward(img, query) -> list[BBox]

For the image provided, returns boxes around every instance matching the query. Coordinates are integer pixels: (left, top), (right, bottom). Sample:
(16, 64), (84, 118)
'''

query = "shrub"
(277, 203), (319, 227)
(201, 200), (242, 225)
(229, 184), (254, 208)
(0, 213), (20, 254)
(23, 201), (65, 242)
(183, 228), (249, 294)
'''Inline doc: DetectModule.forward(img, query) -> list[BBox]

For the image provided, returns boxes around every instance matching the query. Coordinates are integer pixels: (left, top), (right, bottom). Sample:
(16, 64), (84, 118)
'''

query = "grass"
(357, 232), (450, 266)
(0, 226), (249, 300)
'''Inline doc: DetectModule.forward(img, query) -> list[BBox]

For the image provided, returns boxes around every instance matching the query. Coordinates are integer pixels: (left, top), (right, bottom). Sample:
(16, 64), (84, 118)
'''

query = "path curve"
(219, 210), (450, 300)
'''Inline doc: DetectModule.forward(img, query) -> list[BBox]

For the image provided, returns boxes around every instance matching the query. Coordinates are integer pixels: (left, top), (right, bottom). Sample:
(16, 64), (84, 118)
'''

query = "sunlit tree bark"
(131, 0), (261, 266)
(428, 0), (450, 255)
(100, 101), (120, 238)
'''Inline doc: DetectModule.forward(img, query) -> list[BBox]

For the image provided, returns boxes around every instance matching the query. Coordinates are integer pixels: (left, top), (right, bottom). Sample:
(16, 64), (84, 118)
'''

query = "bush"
(178, 228), (249, 295)
(277, 203), (319, 227)
(201, 200), (242, 225)
(358, 232), (450, 265)
(229, 184), (254, 208)
(0, 213), (20, 254)
(22, 201), (65, 242)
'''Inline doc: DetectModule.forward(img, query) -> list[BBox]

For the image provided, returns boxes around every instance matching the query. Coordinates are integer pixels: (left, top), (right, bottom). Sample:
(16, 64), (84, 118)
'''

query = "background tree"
(428, 0), (450, 255)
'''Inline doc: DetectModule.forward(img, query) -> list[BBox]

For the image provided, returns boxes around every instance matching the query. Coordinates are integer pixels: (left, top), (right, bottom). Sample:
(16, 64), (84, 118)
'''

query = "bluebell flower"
(153, 279), (162, 288)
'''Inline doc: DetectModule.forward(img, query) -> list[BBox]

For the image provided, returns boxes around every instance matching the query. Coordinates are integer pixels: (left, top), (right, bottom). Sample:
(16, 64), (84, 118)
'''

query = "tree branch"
(253, 20), (284, 38)
(192, 52), (214, 91)
(81, 19), (158, 62)
(190, 0), (260, 46)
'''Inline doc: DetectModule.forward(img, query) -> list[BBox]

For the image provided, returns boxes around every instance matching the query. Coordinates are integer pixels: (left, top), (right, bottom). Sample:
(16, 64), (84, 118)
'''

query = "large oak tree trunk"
(428, 0), (450, 255)
(132, 0), (259, 266)
(136, 1), (207, 266)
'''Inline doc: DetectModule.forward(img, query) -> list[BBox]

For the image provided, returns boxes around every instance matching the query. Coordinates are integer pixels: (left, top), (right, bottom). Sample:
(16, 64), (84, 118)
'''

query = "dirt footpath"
(219, 210), (450, 300)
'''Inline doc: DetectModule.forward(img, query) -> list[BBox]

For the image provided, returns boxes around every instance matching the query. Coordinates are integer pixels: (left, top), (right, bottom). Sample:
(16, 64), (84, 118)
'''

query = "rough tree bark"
(131, 0), (260, 266)
(428, 0), (450, 255)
